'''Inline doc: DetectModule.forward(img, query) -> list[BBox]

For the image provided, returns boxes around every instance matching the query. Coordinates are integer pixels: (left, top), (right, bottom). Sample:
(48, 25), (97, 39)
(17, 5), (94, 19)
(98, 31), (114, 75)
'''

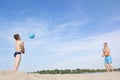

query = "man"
(102, 42), (113, 72)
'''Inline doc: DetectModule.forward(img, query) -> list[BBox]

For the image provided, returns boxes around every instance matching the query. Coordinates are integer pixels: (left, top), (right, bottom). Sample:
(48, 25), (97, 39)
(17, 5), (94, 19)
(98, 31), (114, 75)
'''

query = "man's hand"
(102, 54), (104, 57)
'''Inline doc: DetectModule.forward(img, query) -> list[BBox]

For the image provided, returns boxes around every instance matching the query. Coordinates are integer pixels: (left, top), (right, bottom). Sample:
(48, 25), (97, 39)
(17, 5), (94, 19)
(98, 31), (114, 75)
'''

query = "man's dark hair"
(14, 34), (20, 40)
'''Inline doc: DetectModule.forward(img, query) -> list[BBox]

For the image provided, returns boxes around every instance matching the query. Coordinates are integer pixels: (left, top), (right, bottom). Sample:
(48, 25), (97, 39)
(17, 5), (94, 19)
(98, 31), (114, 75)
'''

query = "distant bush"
(30, 68), (120, 74)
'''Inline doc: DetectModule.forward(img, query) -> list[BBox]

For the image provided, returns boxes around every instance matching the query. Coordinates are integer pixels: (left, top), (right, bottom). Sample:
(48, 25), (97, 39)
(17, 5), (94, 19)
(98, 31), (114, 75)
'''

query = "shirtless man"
(13, 34), (25, 71)
(102, 43), (113, 72)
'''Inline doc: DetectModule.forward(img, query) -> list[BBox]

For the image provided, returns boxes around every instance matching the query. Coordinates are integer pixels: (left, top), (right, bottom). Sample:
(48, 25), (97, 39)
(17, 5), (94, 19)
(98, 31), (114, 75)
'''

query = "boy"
(102, 42), (113, 72)
(13, 34), (25, 71)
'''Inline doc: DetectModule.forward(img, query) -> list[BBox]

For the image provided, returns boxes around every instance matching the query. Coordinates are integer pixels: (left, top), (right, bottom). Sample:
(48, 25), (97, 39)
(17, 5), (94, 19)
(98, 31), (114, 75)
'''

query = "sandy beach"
(0, 71), (120, 80)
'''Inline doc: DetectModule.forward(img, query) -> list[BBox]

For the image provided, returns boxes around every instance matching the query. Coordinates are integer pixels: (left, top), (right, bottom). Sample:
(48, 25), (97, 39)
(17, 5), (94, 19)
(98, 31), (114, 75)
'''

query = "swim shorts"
(104, 56), (112, 64)
(14, 52), (21, 57)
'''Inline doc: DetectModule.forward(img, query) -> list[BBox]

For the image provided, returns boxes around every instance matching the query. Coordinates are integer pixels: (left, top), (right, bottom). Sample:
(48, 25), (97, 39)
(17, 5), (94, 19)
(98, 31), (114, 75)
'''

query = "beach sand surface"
(0, 71), (120, 80)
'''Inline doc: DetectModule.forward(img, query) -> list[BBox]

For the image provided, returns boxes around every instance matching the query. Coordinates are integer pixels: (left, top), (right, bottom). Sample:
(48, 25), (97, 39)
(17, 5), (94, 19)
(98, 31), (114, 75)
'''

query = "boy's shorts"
(104, 56), (112, 64)
(14, 52), (21, 57)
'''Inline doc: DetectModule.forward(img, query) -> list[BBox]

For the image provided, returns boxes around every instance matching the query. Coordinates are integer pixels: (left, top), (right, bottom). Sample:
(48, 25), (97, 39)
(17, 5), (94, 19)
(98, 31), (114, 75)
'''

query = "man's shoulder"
(107, 47), (110, 50)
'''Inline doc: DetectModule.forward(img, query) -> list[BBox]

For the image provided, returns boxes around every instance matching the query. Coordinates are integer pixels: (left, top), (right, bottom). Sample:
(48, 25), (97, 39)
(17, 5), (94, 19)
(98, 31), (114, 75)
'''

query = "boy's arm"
(21, 42), (25, 54)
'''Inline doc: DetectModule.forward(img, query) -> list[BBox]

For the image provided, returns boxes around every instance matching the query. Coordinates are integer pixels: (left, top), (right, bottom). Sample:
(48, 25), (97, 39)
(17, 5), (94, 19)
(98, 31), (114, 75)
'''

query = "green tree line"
(31, 68), (120, 74)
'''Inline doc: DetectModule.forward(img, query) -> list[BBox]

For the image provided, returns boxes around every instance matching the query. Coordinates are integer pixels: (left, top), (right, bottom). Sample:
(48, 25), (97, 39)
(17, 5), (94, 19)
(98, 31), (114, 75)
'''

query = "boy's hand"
(22, 50), (25, 54)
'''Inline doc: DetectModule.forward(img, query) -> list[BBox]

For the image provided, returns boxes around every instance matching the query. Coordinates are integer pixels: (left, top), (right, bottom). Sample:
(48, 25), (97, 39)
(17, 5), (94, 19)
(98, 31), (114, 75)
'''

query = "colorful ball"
(29, 33), (35, 39)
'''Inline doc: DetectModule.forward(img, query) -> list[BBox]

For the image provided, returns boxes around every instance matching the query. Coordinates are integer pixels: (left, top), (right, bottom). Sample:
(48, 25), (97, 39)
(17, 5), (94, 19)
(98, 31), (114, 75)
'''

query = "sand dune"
(0, 71), (120, 80)
(0, 71), (31, 80)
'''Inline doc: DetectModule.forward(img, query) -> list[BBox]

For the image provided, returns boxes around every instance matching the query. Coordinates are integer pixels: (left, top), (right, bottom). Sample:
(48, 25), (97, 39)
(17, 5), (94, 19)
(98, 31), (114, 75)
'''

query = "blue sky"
(0, 0), (120, 72)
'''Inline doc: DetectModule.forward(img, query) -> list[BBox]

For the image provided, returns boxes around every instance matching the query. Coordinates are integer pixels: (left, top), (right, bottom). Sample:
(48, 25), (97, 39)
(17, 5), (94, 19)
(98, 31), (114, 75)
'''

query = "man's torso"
(103, 47), (110, 56)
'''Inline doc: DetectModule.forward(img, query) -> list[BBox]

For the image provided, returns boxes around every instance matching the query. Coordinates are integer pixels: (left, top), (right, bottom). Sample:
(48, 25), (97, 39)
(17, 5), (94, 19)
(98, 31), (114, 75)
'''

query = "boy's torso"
(15, 40), (22, 52)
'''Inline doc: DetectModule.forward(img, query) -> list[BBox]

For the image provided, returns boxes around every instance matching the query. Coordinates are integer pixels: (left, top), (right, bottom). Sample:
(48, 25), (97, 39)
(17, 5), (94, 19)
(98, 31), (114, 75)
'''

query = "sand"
(0, 71), (120, 80)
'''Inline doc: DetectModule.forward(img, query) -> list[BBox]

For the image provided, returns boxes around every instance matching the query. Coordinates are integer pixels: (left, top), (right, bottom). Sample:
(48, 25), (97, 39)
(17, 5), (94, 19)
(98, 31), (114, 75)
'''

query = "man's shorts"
(104, 56), (112, 64)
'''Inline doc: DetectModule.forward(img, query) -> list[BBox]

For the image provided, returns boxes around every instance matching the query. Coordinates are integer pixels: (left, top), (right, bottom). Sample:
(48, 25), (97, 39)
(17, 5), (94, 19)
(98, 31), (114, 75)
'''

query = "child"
(13, 34), (25, 71)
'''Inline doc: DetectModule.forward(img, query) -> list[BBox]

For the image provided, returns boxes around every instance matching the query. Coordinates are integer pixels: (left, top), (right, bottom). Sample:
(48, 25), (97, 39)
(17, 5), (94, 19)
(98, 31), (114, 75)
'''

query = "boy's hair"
(104, 42), (107, 45)
(14, 34), (20, 40)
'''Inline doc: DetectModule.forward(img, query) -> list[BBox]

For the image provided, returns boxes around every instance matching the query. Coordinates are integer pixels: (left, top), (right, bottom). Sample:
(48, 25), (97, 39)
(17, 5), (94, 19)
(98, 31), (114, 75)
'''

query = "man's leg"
(13, 54), (21, 71)
(104, 64), (110, 72)
(108, 64), (113, 72)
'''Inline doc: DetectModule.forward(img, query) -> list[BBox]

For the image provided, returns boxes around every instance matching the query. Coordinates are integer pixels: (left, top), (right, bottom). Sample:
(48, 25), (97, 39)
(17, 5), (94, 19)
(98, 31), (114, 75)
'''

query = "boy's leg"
(108, 64), (113, 72)
(104, 64), (110, 72)
(13, 54), (21, 71)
